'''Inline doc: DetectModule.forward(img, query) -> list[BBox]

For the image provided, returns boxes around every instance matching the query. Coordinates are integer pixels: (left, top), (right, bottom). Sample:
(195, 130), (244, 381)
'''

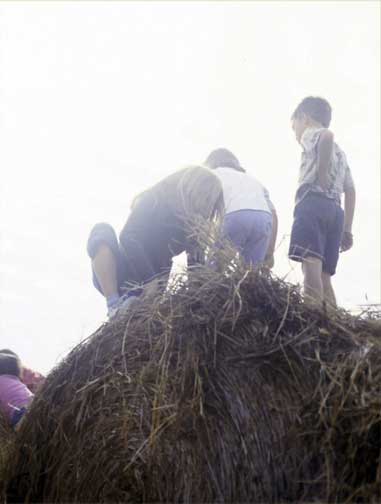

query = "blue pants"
(223, 210), (273, 265)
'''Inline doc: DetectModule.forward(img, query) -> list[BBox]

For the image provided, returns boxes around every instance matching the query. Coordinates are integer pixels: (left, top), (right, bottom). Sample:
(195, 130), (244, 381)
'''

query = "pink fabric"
(0, 374), (34, 422)
(22, 367), (45, 393)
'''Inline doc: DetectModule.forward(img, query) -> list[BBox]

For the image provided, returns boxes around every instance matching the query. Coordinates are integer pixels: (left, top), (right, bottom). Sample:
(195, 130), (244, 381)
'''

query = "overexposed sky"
(0, 1), (380, 374)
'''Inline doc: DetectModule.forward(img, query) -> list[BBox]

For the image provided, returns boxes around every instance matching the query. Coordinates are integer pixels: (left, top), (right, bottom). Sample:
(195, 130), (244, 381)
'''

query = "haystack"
(5, 249), (381, 503)
(0, 412), (16, 501)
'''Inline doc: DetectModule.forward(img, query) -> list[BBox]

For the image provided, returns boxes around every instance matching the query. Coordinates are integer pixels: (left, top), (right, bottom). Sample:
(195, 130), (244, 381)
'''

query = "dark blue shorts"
(289, 193), (344, 275)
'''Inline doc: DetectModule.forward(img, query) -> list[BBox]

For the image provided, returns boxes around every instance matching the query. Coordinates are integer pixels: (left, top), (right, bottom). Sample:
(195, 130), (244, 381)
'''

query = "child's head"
(204, 148), (246, 173)
(291, 96), (332, 143)
(0, 349), (22, 378)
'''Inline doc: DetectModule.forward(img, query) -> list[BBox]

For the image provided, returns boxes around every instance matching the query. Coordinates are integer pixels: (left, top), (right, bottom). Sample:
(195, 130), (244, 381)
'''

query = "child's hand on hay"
(264, 254), (274, 269)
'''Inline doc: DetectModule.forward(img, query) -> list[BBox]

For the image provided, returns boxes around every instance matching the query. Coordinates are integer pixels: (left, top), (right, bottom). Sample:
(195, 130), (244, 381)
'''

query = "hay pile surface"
(5, 252), (381, 503)
(0, 412), (15, 500)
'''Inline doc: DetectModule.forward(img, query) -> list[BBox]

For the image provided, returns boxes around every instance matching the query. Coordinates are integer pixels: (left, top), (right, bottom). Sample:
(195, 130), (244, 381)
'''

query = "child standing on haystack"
(289, 96), (356, 307)
(87, 165), (224, 317)
(205, 148), (278, 268)
(0, 351), (34, 429)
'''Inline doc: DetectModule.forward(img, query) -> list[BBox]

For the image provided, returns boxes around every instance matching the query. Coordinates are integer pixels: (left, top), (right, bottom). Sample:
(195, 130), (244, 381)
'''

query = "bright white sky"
(0, 1), (380, 374)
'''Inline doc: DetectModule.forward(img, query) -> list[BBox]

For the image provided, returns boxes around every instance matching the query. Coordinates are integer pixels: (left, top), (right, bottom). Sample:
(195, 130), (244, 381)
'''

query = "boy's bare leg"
(321, 272), (337, 308)
(301, 256), (323, 305)
(92, 243), (119, 299)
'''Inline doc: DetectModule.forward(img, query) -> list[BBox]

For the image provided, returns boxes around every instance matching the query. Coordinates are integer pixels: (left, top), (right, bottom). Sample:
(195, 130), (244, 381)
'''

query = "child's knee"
(302, 256), (323, 276)
(87, 222), (119, 259)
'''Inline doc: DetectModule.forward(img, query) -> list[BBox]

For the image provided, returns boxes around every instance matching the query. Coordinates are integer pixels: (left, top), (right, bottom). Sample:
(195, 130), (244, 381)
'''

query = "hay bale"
(0, 412), (16, 500)
(5, 258), (381, 503)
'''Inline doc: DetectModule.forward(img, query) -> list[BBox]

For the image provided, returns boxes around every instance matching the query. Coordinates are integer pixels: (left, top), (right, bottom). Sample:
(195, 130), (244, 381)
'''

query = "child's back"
(295, 125), (354, 206)
(0, 375), (33, 421)
(213, 166), (271, 215)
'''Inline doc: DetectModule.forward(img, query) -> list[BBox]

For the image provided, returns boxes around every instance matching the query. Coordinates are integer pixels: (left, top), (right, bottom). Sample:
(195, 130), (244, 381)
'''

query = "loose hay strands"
(5, 222), (381, 503)
(0, 412), (16, 501)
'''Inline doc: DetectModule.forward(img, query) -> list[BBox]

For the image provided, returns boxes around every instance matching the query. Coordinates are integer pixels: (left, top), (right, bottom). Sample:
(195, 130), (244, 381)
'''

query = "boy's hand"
(317, 171), (329, 191)
(340, 231), (353, 252)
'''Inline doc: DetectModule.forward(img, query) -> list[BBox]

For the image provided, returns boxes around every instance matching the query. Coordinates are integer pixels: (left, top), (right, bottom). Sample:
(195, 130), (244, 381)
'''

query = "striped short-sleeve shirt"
(295, 126), (355, 205)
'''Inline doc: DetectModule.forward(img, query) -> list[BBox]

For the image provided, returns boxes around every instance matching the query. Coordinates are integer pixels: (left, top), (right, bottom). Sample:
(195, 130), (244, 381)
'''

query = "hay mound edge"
(3, 259), (381, 502)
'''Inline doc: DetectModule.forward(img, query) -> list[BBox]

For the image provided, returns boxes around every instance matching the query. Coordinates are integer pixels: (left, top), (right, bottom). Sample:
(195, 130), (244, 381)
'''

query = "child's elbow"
(345, 184), (356, 195)
(345, 186), (356, 200)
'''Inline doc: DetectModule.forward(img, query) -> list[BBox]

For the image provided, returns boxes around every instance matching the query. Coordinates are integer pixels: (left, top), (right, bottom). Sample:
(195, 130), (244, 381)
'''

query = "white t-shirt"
(213, 167), (272, 215)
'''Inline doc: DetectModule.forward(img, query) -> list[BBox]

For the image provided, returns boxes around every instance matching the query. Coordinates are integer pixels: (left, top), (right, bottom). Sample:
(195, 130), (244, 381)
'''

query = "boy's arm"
(263, 188), (277, 268)
(316, 130), (334, 191)
(341, 186), (356, 252)
(264, 206), (278, 268)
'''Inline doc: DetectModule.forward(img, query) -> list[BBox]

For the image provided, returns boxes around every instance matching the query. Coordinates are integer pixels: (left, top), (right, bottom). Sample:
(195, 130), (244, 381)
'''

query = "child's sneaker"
(107, 295), (140, 319)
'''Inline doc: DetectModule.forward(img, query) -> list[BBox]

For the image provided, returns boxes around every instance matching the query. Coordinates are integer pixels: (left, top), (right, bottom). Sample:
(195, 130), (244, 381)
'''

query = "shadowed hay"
(0, 412), (16, 500)
(4, 246), (381, 503)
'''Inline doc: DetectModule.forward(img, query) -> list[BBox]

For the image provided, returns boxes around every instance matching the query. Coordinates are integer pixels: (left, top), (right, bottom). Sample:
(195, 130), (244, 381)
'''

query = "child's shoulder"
(0, 374), (22, 392)
(301, 127), (325, 150)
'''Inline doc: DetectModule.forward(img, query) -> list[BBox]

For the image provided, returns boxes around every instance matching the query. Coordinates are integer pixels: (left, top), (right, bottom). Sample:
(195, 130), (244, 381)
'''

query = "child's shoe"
(107, 294), (140, 319)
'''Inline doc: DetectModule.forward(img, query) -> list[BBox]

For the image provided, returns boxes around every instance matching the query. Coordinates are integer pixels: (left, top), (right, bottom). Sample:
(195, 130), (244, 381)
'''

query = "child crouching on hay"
(205, 148), (278, 268)
(0, 351), (34, 429)
(87, 165), (224, 316)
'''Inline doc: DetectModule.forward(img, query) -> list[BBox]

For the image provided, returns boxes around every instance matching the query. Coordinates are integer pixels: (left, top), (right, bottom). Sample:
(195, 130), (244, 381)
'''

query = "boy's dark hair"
(291, 96), (332, 128)
(0, 349), (17, 356)
(204, 148), (246, 173)
(0, 350), (21, 377)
